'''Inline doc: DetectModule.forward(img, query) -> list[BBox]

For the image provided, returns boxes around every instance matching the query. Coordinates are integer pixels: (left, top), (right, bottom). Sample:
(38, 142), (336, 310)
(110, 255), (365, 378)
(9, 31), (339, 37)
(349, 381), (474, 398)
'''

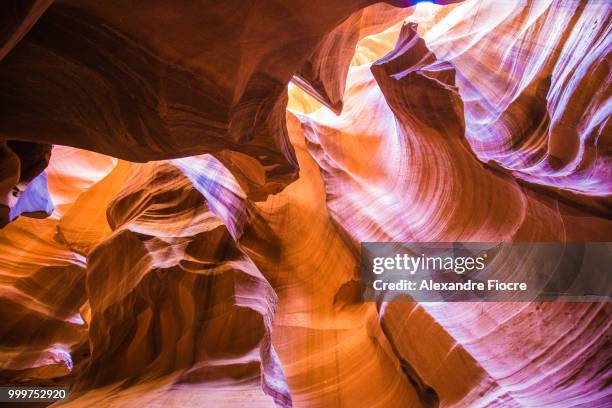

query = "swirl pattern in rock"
(0, 1), (610, 407)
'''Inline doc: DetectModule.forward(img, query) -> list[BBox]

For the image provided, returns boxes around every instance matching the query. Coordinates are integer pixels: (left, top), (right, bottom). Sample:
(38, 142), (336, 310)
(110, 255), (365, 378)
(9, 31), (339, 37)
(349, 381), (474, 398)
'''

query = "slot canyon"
(0, 1), (610, 407)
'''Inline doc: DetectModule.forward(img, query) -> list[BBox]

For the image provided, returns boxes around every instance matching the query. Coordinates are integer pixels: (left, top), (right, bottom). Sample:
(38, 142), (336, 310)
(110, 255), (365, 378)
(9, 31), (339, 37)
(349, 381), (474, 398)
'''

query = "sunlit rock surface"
(298, 19), (611, 406)
(293, 3), (414, 114)
(0, 217), (86, 382)
(0, 1), (610, 407)
(0, 141), (52, 227)
(424, 0), (612, 200)
(65, 160), (290, 407)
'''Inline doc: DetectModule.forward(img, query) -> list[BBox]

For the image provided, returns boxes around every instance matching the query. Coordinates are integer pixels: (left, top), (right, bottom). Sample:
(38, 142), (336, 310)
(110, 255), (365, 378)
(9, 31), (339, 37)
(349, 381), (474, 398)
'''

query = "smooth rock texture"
(0, 1), (610, 408)
(67, 161), (290, 407)
(288, 4), (611, 406)
(424, 0), (612, 200)
(0, 217), (86, 382)
(0, 141), (52, 227)
(293, 3), (414, 114)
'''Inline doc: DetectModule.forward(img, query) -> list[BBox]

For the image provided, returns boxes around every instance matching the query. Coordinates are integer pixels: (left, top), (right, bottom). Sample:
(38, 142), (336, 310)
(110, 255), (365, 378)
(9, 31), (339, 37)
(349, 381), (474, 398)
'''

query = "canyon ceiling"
(0, 1), (611, 407)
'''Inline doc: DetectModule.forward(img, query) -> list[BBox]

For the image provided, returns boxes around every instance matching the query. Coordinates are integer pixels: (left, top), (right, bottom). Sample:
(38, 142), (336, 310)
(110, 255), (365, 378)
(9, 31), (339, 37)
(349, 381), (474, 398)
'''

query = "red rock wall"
(0, 1), (610, 407)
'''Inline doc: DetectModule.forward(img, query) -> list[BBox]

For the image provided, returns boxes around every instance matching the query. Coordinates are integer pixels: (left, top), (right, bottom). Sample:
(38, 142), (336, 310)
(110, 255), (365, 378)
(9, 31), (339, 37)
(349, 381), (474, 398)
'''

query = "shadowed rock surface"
(0, 1), (610, 407)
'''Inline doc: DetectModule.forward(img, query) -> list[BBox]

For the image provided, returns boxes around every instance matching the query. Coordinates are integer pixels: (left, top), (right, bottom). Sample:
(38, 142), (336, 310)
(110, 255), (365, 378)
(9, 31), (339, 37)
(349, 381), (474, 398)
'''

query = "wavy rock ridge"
(0, 1), (610, 407)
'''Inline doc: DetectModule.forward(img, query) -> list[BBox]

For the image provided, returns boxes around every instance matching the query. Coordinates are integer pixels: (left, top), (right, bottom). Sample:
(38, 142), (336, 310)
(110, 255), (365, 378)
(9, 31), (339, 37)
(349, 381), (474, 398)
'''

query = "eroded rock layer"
(424, 0), (612, 200)
(0, 1), (610, 408)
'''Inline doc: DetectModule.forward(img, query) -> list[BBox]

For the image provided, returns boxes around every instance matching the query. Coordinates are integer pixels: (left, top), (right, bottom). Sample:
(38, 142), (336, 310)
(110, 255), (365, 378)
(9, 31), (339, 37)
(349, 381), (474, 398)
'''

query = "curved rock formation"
(293, 3), (414, 114)
(0, 141), (52, 227)
(424, 0), (612, 200)
(0, 1), (610, 407)
(0, 217), (86, 382)
(0, 0), (52, 60)
(290, 5), (611, 406)
(64, 160), (290, 407)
